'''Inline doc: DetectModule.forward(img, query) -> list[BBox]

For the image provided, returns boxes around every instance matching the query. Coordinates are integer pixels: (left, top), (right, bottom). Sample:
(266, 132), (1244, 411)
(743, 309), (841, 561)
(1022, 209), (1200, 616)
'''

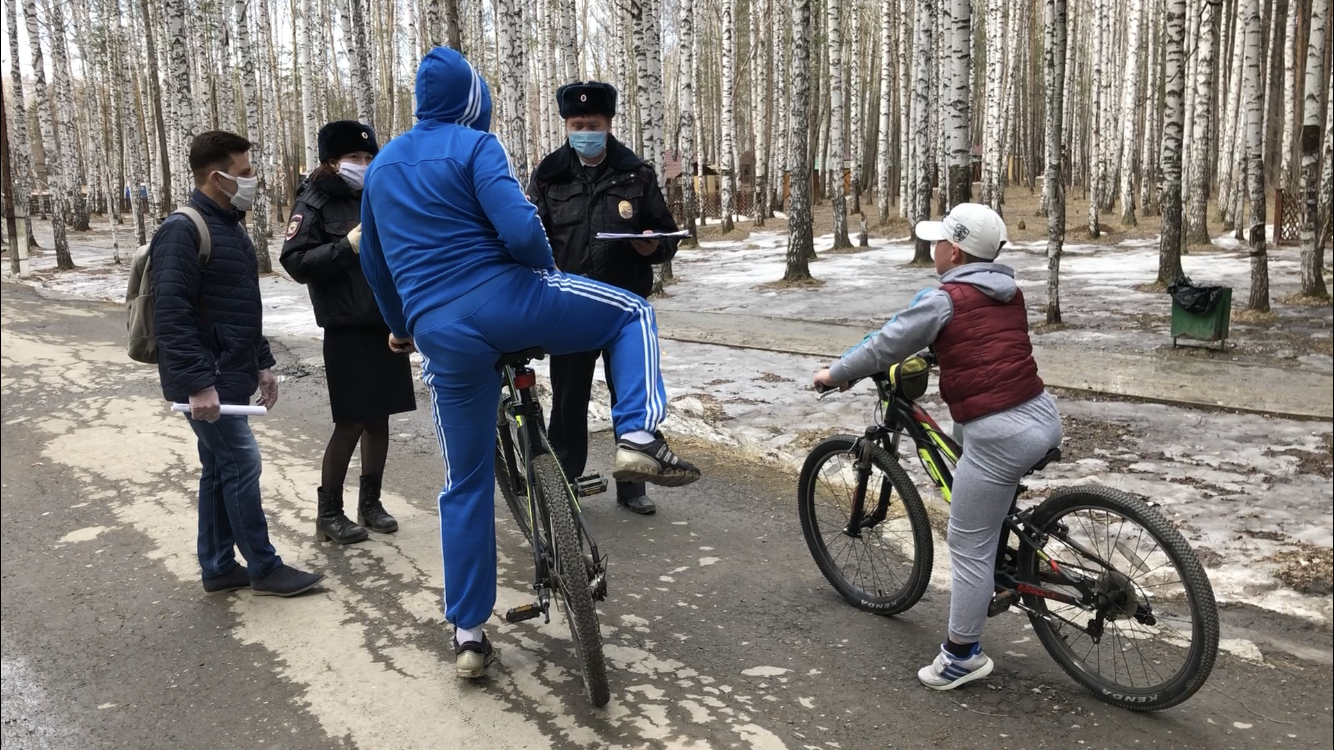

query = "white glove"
(347, 224), (363, 254)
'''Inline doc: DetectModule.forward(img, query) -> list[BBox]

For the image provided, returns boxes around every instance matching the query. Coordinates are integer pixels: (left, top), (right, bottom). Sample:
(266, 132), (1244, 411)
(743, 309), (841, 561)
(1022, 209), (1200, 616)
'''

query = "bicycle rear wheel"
(532, 454), (610, 707)
(797, 435), (934, 615)
(495, 403), (531, 543)
(1019, 487), (1219, 711)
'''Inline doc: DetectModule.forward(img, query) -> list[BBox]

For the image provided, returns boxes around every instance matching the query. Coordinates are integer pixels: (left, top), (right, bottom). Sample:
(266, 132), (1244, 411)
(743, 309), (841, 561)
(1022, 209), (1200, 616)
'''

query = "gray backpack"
(126, 207), (212, 364)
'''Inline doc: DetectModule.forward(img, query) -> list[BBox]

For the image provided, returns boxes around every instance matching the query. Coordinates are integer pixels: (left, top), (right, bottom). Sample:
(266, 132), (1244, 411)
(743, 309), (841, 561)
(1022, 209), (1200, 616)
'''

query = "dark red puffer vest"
(934, 282), (1045, 424)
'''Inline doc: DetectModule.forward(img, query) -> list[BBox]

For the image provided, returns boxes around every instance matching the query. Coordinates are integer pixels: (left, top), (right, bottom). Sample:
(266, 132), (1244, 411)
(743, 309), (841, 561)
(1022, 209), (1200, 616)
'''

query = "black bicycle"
(803, 352), (1219, 711)
(493, 348), (611, 707)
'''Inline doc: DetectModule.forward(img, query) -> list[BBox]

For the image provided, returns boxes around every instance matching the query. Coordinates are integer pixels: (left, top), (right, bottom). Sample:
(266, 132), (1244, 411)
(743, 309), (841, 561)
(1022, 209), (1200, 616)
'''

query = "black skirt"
(323, 323), (417, 423)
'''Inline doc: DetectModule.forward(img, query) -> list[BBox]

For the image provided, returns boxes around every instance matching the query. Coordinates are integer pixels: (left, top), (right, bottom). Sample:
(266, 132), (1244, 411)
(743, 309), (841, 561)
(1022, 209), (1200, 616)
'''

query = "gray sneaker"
(455, 635), (495, 679)
(613, 434), (701, 488)
(251, 565), (324, 597)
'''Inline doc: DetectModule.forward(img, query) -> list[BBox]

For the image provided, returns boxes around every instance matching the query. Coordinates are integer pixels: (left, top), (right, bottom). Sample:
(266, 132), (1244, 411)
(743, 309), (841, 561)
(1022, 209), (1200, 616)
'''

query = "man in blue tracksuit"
(357, 47), (701, 678)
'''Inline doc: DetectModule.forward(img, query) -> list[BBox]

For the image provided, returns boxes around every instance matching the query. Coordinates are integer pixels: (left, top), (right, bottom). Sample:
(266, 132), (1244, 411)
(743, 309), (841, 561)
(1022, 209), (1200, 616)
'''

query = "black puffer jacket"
(279, 173), (383, 328)
(526, 137), (678, 298)
(151, 190), (275, 404)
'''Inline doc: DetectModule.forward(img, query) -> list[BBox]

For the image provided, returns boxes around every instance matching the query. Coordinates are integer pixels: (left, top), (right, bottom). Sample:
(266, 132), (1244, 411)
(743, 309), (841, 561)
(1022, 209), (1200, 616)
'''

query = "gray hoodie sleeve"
(828, 289), (955, 383)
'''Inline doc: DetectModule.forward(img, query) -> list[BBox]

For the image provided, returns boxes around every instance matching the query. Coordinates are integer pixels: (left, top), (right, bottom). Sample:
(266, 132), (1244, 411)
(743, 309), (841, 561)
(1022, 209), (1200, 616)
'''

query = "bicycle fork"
(842, 429), (894, 537)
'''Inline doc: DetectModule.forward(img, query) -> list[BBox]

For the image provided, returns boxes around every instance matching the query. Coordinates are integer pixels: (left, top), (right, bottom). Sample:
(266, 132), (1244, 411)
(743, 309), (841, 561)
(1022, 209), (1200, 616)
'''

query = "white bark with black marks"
(1156, 0), (1186, 285)
(1044, 0), (1067, 324)
(786, 0), (815, 280)
(1117, 0), (1145, 227)
(827, 0), (851, 247)
(1299, 0), (1328, 298)
(1241, 0), (1268, 311)
(875, 0), (893, 223)
(4, 0), (35, 262)
(910, 0), (934, 263)
(1186, 0), (1219, 245)
(23, 0), (71, 269)
(943, 0), (971, 211)
(720, 0), (737, 231)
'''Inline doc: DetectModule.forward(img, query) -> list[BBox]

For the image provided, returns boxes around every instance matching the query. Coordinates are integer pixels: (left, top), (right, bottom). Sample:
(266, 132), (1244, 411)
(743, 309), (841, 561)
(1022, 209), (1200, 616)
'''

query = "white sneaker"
(917, 643), (994, 690)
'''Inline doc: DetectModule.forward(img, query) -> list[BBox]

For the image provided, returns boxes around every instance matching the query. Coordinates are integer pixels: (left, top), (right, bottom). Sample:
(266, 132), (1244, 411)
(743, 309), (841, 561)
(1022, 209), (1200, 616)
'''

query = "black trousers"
(547, 350), (647, 500)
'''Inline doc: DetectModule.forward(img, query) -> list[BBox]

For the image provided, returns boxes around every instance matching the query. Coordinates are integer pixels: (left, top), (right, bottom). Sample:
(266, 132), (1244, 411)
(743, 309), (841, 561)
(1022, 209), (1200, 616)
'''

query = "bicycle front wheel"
(1019, 487), (1219, 712)
(797, 435), (934, 615)
(532, 454), (610, 707)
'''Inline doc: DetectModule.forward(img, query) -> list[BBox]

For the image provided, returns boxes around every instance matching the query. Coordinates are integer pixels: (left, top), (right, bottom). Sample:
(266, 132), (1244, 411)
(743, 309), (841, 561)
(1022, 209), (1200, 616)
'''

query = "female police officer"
(281, 120), (416, 545)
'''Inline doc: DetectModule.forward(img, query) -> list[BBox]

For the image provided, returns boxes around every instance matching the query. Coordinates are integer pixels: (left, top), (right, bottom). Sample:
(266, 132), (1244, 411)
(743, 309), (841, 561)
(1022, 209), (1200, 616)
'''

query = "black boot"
(357, 474), (399, 533)
(316, 487), (369, 544)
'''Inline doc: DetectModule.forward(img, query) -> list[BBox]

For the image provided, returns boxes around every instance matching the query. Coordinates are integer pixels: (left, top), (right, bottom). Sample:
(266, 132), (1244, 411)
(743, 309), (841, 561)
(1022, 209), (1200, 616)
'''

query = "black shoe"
(613, 432), (702, 488)
(454, 634), (495, 679)
(617, 494), (657, 515)
(356, 474), (399, 533)
(251, 565), (324, 597)
(202, 565), (250, 596)
(316, 487), (369, 544)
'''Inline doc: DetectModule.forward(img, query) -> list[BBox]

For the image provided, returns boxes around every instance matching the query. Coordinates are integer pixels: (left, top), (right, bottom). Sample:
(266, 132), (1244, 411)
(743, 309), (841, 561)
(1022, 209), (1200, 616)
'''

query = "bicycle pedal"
(574, 473), (608, 497)
(988, 589), (1019, 618)
(504, 603), (543, 623)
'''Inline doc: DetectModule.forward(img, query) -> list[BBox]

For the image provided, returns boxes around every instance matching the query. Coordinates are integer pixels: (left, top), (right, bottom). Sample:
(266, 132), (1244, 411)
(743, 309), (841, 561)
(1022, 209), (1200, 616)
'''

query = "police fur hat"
(317, 120), (379, 163)
(557, 81), (618, 119)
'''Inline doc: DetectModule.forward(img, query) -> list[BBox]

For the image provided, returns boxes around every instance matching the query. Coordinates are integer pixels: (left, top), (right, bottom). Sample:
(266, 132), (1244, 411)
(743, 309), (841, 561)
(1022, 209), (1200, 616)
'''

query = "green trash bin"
(1171, 286), (1231, 349)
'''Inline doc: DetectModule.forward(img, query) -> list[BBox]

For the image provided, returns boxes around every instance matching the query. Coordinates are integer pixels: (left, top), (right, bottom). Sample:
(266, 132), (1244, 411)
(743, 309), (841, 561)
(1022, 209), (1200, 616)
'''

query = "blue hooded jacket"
(359, 47), (555, 339)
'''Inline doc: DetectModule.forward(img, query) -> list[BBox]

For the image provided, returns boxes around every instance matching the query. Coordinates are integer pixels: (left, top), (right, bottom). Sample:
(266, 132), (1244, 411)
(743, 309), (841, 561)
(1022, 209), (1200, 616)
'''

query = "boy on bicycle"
(813, 203), (1062, 691)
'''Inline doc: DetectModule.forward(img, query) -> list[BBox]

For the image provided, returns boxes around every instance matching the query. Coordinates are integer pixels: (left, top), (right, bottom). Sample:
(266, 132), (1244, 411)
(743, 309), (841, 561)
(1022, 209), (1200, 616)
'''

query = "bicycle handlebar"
(813, 350), (934, 398)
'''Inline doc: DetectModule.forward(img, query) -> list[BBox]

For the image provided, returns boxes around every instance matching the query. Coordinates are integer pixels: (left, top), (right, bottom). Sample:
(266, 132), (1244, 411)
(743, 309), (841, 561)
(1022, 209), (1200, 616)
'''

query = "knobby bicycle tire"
(532, 454), (611, 707)
(1019, 486), (1219, 712)
(798, 435), (934, 615)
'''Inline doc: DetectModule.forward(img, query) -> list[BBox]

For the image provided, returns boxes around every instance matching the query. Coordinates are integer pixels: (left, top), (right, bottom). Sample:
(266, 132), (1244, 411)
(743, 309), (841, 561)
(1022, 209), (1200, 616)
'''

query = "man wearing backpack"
(150, 130), (322, 597)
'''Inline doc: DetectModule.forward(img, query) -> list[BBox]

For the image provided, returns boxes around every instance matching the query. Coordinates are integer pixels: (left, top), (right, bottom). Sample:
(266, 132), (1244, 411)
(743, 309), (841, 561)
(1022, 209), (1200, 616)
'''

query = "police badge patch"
(618, 200), (633, 219)
(285, 213), (304, 241)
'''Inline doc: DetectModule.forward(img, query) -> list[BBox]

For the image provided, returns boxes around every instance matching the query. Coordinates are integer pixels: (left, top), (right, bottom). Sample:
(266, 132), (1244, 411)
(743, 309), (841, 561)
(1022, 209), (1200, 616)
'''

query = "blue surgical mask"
(568, 131), (608, 159)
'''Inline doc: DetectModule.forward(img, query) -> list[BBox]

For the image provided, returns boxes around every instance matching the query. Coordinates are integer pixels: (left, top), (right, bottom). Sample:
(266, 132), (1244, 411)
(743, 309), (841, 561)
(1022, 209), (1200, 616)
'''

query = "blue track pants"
(413, 267), (667, 629)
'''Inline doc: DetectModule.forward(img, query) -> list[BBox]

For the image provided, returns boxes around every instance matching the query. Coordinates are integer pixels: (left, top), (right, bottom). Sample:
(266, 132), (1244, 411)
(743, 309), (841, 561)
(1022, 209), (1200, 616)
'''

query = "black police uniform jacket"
(526, 136), (679, 299)
(279, 173), (384, 329)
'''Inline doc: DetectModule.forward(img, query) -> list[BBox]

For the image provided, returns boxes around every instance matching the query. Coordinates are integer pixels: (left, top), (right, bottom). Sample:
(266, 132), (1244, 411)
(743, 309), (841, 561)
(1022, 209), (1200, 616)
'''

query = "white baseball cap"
(914, 203), (1009, 260)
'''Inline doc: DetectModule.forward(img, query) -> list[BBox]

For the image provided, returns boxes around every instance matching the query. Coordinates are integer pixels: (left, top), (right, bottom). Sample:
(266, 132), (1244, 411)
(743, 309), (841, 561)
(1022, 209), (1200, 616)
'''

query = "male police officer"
(527, 81), (681, 515)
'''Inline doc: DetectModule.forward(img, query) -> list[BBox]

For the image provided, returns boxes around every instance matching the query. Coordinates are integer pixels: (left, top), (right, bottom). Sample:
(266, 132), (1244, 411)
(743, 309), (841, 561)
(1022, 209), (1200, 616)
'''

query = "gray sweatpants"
(947, 391), (1063, 644)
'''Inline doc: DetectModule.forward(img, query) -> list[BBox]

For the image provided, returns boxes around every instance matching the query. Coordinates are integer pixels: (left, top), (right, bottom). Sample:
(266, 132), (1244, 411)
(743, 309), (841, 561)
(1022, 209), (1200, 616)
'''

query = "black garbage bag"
(1167, 275), (1224, 314)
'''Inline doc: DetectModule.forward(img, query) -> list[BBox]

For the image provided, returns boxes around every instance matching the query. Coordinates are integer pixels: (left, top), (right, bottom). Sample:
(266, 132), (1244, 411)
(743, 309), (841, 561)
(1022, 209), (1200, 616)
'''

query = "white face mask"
(338, 160), (368, 191)
(214, 171), (258, 211)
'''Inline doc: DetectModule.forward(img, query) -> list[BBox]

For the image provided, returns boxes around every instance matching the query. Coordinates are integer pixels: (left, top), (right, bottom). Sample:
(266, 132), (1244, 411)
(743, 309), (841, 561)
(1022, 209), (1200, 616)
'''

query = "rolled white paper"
(171, 403), (269, 416)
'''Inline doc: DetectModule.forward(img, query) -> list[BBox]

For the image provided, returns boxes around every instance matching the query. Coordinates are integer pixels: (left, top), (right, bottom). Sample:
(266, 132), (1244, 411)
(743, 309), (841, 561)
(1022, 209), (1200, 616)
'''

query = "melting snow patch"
(741, 666), (792, 678)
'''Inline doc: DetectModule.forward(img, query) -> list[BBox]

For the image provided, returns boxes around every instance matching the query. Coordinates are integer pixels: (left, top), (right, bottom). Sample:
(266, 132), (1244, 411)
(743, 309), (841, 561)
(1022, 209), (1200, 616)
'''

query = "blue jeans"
(187, 415), (282, 580)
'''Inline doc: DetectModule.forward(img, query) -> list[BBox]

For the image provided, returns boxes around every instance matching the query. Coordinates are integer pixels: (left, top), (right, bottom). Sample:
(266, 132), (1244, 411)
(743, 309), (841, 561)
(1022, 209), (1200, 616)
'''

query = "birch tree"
(943, 0), (971, 209)
(1044, 0), (1067, 324)
(786, 0), (815, 281)
(1155, 0), (1186, 286)
(1241, 0), (1268, 311)
(1117, 0), (1145, 227)
(4, 0), (35, 257)
(23, 0), (72, 269)
(827, 0), (852, 248)
(677, 0), (697, 244)
(981, 0), (1005, 209)
(1299, 0), (1328, 299)
(875, 0), (893, 223)
(754, 0), (772, 229)
(298, 0), (317, 171)
(164, 0), (194, 203)
(233, 0), (271, 272)
(1278, 0), (1300, 191)
(1186, 0), (1219, 245)
(720, 0), (737, 231)
(497, 0), (528, 182)
(847, 0), (864, 218)
(910, 0), (934, 264)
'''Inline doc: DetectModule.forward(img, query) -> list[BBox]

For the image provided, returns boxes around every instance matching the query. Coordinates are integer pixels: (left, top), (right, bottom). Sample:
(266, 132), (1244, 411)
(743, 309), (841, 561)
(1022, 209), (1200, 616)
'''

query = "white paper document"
(594, 230), (692, 240)
(171, 404), (269, 416)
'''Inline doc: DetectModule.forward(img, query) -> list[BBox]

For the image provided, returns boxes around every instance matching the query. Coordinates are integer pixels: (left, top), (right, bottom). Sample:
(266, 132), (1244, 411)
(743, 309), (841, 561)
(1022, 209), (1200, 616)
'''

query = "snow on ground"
(7, 221), (1332, 622)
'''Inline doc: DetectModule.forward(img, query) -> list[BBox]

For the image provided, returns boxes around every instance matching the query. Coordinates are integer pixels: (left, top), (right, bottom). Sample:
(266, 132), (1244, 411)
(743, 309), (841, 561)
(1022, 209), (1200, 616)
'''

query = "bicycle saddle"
(495, 348), (547, 369)
(1025, 447), (1062, 476)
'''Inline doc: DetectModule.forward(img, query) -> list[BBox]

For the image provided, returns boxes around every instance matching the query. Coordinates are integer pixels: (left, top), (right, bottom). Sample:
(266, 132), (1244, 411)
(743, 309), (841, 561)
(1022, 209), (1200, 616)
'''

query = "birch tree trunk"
(944, 0), (972, 210)
(164, 0), (195, 204)
(444, 0), (463, 49)
(827, 0), (852, 247)
(876, 0), (894, 224)
(848, 0), (864, 218)
(347, 0), (376, 129)
(1186, 0), (1220, 245)
(498, 0), (528, 181)
(1117, 0), (1145, 227)
(1156, 0), (1186, 285)
(1241, 0), (1269, 311)
(1298, 0), (1328, 298)
(1045, 0), (1067, 324)
(898, 0), (912, 217)
(1278, 0), (1300, 191)
(1085, 0), (1103, 236)
(4, 0), (35, 260)
(754, 0), (772, 228)
(557, 0), (579, 81)
(678, 0), (697, 244)
(646, 0), (665, 184)
(982, 0), (1005, 209)
(1218, 3), (1246, 228)
(135, 0), (172, 216)
(1320, 86), (1333, 264)
(23, 0), (72, 269)
(786, 0), (815, 280)
(720, 0), (737, 231)
(233, 0), (271, 272)
(42, 0), (87, 232)
(910, 0), (934, 264)
(298, 0), (317, 171)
